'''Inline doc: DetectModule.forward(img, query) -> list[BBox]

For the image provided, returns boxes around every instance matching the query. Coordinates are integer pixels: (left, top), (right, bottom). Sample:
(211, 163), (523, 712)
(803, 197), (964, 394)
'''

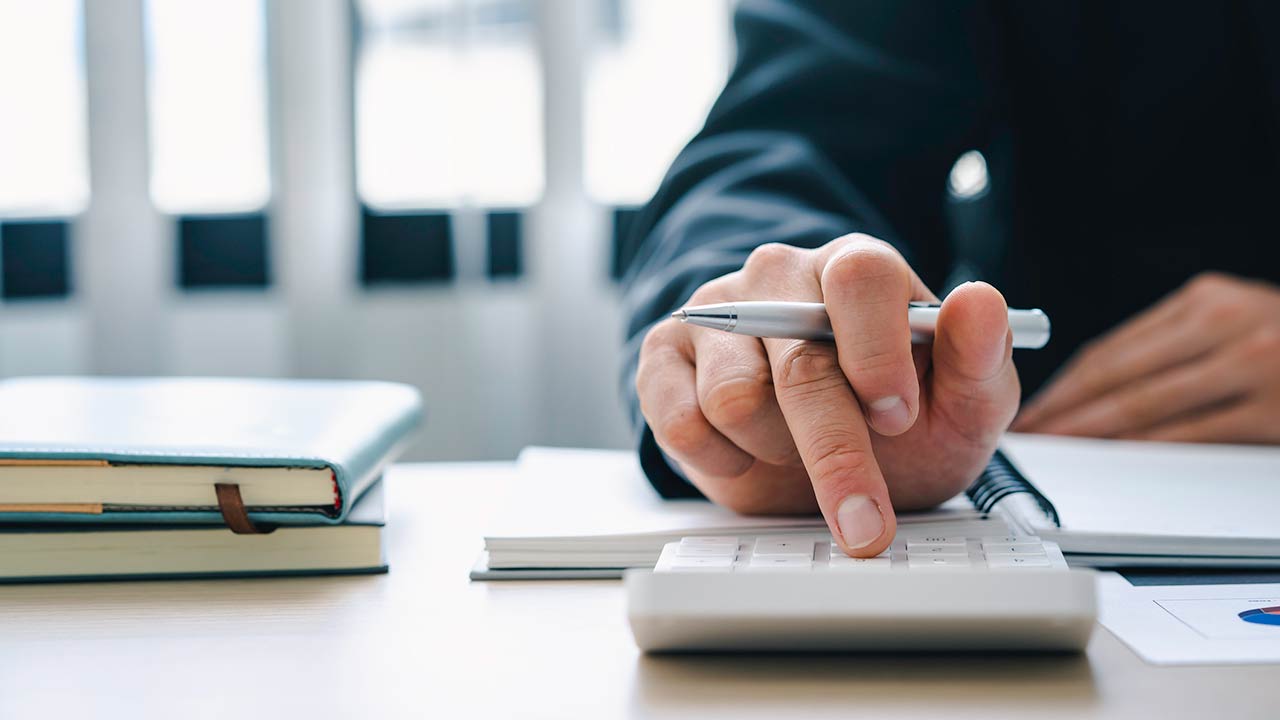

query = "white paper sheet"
(1000, 433), (1280, 542)
(496, 446), (979, 541)
(1098, 571), (1280, 664)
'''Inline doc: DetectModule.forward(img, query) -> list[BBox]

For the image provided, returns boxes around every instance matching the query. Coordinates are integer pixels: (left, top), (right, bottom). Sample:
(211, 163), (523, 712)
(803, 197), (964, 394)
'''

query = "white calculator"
(625, 532), (1096, 653)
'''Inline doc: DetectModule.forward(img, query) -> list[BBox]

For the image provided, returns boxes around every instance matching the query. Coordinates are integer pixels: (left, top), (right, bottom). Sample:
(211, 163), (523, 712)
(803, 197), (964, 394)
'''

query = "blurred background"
(0, 0), (736, 460)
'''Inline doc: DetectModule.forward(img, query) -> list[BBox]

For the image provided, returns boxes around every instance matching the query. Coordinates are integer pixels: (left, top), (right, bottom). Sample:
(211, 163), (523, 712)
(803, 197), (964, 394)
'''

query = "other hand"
(1013, 272), (1280, 443)
(635, 235), (1020, 557)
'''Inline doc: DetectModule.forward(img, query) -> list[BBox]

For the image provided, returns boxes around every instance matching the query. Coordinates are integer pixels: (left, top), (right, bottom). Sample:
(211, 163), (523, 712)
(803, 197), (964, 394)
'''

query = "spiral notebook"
(977, 434), (1280, 567)
(474, 437), (1280, 580)
(472, 447), (987, 580)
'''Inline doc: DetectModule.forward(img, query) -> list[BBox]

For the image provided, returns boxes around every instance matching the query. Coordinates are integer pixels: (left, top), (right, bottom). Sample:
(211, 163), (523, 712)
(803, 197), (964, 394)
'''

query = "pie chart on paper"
(1238, 605), (1280, 627)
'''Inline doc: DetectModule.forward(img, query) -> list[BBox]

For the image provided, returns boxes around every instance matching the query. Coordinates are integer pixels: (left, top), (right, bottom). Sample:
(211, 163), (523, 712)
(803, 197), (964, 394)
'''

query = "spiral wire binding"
(965, 450), (1061, 527)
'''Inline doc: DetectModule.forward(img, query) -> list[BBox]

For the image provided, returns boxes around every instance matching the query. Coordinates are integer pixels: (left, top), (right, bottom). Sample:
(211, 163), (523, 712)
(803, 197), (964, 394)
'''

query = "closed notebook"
(0, 376), (422, 526)
(0, 477), (389, 583)
(987, 433), (1280, 565)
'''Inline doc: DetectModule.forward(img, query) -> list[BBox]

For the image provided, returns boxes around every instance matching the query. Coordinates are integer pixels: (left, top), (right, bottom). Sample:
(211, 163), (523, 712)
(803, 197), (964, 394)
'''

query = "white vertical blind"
(144, 0), (271, 214)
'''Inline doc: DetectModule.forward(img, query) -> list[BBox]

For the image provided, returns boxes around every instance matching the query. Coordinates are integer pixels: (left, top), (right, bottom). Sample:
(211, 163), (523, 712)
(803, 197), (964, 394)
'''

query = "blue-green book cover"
(0, 377), (422, 527)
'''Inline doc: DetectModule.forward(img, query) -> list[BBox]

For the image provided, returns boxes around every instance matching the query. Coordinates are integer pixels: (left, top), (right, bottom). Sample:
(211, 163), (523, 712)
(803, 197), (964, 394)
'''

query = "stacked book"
(0, 376), (422, 583)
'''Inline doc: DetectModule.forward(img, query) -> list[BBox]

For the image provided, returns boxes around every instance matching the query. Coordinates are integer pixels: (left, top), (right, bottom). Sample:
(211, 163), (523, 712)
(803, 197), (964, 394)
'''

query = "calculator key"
(908, 556), (972, 569)
(905, 544), (969, 557)
(753, 536), (816, 558)
(982, 545), (1048, 556)
(747, 556), (812, 571)
(667, 555), (735, 571)
(905, 537), (966, 550)
(675, 541), (738, 557)
(675, 544), (737, 558)
(828, 557), (891, 570)
(986, 555), (1052, 569)
(830, 543), (889, 559)
(981, 536), (1040, 546)
(681, 536), (739, 547)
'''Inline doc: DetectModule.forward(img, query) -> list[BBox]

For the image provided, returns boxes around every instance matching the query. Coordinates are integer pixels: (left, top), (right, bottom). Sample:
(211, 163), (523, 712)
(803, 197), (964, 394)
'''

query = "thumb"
(928, 282), (1021, 445)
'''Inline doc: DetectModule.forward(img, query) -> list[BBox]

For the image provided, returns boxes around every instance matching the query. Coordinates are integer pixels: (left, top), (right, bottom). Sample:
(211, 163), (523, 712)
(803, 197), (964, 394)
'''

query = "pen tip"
(671, 310), (688, 321)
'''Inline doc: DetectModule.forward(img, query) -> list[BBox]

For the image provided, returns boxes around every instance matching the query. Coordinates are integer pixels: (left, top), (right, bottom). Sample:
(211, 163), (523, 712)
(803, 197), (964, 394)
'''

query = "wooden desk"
(0, 462), (1273, 719)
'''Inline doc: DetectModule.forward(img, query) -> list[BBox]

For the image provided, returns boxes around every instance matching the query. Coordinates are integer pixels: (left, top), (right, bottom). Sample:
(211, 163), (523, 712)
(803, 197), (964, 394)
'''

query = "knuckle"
(821, 244), (907, 301)
(773, 342), (846, 394)
(687, 273), (737, 305)
(700, 374), (772, 430)
(826, 232), (889, 253)
(744, 242), (801, 274)
(652, 403), (714, 459)
(1186, 271), (1237, 303)
(640, 319), (681, 357)
(1197, 300), (1243, 330)
(634, 357), (652, 399)
(1244, 326), (1280, 359)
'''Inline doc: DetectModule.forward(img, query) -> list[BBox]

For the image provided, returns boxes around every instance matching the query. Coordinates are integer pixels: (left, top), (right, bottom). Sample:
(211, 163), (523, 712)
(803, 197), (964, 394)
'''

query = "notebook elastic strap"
(214, 483), (272, 534)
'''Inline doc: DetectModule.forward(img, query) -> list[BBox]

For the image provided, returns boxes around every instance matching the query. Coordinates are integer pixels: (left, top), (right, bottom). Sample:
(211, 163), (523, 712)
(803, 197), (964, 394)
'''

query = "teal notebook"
(0, 377), (422, 527)
(0, 477), (389, 583)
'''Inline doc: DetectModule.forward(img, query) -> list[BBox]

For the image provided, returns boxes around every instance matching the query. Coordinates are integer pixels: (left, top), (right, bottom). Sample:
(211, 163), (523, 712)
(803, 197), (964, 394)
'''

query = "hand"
(1013, 272), (1280, 443)
(635, 235), (1020, 557)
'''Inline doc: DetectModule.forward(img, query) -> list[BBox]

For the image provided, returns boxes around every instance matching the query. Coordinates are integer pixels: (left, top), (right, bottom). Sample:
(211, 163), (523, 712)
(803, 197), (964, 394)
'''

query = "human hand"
(635, 235), (1020, 557)
(1013, 272), (1280, 443)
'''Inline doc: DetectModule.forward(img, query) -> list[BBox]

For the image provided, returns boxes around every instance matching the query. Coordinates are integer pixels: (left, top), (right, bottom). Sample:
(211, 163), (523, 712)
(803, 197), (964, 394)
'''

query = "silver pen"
(672, 301), (1051, 349)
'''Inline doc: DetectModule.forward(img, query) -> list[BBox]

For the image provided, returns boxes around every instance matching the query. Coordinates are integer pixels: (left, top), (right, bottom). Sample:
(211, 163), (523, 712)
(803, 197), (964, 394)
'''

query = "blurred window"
(356, 0), (543, 209)
(145, 0), (271, 214)
(0, 0), (88, 216)
(585, 0), (732, 205)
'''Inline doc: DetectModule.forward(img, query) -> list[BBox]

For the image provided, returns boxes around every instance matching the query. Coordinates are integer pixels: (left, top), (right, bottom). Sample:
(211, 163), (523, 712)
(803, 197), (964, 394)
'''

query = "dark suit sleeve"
(621, 0), (998, 498)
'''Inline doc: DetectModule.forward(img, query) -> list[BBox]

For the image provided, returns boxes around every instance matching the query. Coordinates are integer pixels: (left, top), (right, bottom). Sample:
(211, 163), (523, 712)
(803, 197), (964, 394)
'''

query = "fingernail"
(837, 494), (885, 549)
(868, 395), (910, 434)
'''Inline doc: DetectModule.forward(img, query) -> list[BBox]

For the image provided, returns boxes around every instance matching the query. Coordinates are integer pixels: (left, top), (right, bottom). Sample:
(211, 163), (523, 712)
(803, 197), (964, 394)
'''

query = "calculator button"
(986, 555), (1052, 569)
(753, 536), (816, 559)
(908, 556), (972, 569)
(830, 543), (889, 559)
(667, 556), (735, 571)
(747, 556), (812, 571)
(981, 536), (1040, 545)
(828, 557), (891, 570)
(681, 536), (739, 547)
(982, 545), (1048, 556)
(675, 542), (738, 558)
(905, 537), (966, 550)
(905, 544), (969, 557)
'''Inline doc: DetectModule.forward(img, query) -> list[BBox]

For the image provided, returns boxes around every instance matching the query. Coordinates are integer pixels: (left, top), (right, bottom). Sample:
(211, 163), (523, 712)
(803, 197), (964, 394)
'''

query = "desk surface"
(0, 462), (1274, 719)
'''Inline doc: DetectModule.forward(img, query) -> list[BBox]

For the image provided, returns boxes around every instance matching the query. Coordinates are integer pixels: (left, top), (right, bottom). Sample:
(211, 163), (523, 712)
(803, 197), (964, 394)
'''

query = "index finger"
(763, 337), (896, 557)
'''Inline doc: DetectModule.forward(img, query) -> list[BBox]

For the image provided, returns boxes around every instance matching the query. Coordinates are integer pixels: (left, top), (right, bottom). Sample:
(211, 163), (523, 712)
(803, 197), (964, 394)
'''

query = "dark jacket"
(622, 0), (1280, 498)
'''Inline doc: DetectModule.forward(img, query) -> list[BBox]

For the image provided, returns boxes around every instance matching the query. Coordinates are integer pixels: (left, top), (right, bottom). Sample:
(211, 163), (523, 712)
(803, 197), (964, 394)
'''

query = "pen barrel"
(726, 302), (833, 340)
(1006, 309), (1052, 349)
(721, 302), (1050, 349)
